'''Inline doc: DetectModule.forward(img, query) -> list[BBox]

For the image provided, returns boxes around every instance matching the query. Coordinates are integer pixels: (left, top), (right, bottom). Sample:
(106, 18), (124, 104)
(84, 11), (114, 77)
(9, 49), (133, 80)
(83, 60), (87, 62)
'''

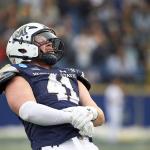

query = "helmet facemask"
(32, 31), (64, 65)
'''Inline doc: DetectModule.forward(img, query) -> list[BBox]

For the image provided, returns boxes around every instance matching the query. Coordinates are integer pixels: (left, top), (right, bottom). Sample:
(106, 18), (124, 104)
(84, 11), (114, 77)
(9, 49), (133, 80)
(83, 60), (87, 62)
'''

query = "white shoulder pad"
(0, 64), (18, 74)
(0, 64), (19, 94)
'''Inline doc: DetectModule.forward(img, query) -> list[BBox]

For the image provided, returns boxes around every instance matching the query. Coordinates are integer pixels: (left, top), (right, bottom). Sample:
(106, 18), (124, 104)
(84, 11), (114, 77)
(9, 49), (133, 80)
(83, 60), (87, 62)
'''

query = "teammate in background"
(0, 23), (105, 150)
(104, 78), (124, 143)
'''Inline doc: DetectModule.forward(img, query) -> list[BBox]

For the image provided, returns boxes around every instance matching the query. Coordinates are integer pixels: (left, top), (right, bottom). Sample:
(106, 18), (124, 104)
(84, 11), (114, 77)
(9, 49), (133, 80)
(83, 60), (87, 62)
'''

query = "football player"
(0, 23), (105, 150)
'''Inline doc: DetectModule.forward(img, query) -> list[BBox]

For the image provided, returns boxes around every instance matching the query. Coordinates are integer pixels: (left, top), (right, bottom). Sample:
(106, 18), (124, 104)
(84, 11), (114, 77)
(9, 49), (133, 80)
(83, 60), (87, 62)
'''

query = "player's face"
(34, 35), (54, 53)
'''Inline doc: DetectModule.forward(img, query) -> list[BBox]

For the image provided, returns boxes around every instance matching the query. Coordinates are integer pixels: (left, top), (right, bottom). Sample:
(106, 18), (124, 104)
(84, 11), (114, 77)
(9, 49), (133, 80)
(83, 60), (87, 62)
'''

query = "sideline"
(0, 125), (150, 142)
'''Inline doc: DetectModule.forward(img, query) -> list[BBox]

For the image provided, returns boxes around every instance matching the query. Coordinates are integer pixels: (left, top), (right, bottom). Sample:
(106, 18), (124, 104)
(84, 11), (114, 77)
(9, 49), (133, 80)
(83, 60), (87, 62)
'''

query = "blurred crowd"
(0, 0), (150, 84)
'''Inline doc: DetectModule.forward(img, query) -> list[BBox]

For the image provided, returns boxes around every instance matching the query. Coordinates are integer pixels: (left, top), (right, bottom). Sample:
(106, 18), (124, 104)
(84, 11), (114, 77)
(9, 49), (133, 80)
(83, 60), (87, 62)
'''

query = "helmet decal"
(13, 26), (28, 39)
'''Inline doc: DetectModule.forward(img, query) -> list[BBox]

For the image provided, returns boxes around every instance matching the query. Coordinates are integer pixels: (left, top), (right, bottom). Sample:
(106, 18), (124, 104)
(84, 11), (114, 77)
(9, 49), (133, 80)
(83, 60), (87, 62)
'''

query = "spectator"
(104, 78), (125, 143)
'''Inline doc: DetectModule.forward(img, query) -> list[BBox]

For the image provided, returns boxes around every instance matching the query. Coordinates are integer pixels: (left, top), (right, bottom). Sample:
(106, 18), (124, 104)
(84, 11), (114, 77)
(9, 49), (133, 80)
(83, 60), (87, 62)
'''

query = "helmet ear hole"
(18, 49), (27, 54)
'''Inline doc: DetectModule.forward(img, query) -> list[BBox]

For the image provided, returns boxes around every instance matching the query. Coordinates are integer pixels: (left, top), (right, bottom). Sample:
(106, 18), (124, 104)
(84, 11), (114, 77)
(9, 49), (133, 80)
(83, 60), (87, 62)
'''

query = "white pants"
(41, 137), (99, 150)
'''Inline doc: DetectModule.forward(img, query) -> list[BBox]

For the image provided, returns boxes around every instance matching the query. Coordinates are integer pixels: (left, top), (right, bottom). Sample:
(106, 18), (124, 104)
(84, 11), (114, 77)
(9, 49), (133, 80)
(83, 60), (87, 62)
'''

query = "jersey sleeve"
(76, 69), (91, 90)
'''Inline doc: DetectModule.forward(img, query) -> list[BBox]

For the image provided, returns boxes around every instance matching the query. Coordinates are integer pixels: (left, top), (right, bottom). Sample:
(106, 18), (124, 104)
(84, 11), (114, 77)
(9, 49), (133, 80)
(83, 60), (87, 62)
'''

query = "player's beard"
(39, 52), (58, 65)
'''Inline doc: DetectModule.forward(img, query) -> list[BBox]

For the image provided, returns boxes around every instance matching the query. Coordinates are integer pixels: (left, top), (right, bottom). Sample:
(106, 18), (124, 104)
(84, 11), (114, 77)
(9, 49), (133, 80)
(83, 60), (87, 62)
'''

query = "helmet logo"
(13, 26), (28, 38)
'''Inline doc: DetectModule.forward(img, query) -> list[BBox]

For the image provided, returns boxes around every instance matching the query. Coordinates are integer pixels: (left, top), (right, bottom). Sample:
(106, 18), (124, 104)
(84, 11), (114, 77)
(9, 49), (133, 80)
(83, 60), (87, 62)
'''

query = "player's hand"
(63, 106), (92, 128)
(79, 121), (94, 137)
(63, 106), (98, 136)
(85, 106), (98, 121)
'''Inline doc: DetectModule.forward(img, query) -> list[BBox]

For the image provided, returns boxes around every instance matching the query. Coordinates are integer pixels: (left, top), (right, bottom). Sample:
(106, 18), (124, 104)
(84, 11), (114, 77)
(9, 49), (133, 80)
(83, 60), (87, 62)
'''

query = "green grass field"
(0, 126), (150, 150)
(0, 137), (150, 150)
(0, 138), (30, 150)
(94, 139), (150, 150)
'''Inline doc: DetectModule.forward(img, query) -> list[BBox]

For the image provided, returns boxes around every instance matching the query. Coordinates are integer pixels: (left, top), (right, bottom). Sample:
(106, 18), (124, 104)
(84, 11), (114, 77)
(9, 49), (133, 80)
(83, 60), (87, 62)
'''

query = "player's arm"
(78, 80), (105, 127)
(63, 80), (105, 137)
(5, 76), (72, 126)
